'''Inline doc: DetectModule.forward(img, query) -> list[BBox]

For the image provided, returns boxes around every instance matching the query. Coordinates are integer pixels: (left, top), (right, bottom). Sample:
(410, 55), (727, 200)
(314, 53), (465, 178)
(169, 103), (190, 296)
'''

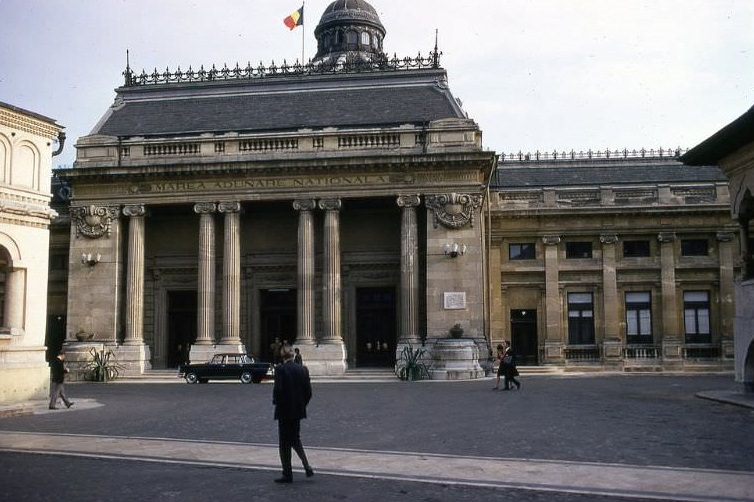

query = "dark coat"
(273, 360), (312, 421)
(50, 357), (67, 384)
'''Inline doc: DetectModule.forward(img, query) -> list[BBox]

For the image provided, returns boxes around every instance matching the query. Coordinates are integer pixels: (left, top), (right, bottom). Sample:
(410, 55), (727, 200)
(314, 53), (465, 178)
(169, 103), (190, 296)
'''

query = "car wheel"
(240, 372), (253, 384)
(185, 372), (199, 384)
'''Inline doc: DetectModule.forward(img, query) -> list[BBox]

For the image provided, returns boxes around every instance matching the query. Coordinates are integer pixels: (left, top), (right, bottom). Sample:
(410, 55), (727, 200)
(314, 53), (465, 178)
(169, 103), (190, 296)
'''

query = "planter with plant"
(449, 323), (464, 339)
(83, 347), (125, 382)
(395, 343), (431, 381)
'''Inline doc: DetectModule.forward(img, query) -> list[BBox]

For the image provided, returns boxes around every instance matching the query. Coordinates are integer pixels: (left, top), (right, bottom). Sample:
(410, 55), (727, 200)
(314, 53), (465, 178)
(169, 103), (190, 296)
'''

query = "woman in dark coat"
(502, 341), (521, 391)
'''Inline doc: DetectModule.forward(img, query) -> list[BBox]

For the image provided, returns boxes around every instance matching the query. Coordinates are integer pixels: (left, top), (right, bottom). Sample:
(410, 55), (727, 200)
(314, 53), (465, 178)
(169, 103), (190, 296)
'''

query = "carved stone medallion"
(71, 205), (120, 239)
(425, 193), (481, 229)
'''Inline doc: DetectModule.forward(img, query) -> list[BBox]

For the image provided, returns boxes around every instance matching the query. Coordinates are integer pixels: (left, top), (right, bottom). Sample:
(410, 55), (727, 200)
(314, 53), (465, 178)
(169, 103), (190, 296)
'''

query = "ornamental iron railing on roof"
(122, 51), (441, 87)
(499, 147), (688, 163)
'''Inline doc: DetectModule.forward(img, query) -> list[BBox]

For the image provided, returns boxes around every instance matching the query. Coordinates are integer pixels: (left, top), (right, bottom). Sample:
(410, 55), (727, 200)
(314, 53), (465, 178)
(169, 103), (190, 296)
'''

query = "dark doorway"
(356, 287), (396, 367)
(167, 290), (197, 368)
(260, 289), (297, 363)
(511, 309), (538, 366)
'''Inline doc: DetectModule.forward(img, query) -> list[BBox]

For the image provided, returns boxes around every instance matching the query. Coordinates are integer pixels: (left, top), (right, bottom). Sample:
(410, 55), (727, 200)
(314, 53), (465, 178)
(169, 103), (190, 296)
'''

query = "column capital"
(716, 231), (735, 242)
(657, 232), (676, 243)
(542, 235), (561, 246)
(319, 198), (342, 211)
(397, 194), (421, 208)
(600, 233), (618, 245)
(194, 202), (217, 214)
(293, 199), (317, 211)
(122, 204), (145, 217)
(218, 201), (240, 213)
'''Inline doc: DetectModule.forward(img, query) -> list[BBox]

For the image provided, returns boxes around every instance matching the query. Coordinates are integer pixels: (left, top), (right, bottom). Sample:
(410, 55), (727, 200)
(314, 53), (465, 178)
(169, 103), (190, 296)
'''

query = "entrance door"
(511, 309), (538, 366)
(356, 287), (396, 367)
(260, 289), (297, 363)
(168, 290), (197, 368)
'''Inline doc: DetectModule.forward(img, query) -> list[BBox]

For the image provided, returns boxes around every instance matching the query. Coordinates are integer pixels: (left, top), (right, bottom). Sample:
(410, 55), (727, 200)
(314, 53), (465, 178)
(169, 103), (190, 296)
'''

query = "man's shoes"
(274, 476), (293, 484)
(48, 406), (57, 410)
(305, 467), (314, 478)
(516, 382), (521, 390)
(66, 402), (74, 408)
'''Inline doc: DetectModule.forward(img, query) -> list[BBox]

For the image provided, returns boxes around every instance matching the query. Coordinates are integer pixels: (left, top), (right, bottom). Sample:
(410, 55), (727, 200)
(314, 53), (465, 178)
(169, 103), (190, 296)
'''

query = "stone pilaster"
(716, 231), (736, 359)
(192, 202), (217, 363)
(397, 194), (421, 344)
(657, 232), (681, 365)
(217, 202), (243, 352)
(294, 199), (316, 344)
(542, 235), (563, 362)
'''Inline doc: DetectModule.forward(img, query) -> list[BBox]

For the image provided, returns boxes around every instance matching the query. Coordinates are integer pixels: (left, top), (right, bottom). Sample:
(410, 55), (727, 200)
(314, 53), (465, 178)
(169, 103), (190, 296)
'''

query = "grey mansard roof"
(90, 68), (467, 138)
(491, 159), (727, 188)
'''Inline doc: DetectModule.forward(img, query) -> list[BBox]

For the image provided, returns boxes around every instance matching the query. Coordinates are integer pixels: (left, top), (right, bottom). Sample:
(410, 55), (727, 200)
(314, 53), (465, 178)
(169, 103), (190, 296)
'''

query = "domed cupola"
(313, 0), (386, 64)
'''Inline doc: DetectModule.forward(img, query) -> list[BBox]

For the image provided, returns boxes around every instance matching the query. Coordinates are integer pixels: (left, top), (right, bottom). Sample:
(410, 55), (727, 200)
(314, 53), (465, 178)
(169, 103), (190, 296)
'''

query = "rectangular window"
(623, 240), (650, 258)
(683, 291), (711, 343)
(509, 243), (536, 260)
(567, 293), (595, 345)
(681, 239), (708, 256)
(566, 242), (593, 259)
(625, 292), (652, 344)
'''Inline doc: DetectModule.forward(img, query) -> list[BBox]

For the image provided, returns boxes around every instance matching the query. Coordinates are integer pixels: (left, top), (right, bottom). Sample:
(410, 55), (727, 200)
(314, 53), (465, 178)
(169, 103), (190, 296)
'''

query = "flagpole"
(301, 1), (306, 62)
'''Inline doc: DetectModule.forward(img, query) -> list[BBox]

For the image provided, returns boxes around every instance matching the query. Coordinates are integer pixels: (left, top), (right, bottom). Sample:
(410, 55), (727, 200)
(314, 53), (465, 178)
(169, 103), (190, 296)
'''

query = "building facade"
(0, 102), (64, 404)
(683, 106), (754, 390)
(54, 0), (495, 378)
(49, 0), (739, 378)
(486, 151), (738, 372)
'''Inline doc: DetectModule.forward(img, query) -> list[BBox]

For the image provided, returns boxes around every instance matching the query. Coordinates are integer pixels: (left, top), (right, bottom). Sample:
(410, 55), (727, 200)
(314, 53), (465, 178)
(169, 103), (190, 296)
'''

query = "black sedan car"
(179, 353), (273, 384)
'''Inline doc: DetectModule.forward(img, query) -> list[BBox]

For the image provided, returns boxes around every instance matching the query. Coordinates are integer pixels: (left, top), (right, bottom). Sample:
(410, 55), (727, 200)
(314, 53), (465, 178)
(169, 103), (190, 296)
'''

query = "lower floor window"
(568, 292), (594, 345)
(626, 292), (652, 344)
(683, 291), (711, 344)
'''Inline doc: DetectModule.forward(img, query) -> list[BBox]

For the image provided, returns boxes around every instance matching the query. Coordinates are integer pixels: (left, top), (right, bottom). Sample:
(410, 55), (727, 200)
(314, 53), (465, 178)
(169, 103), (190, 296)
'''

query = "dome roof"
(313, 0), (386, 63)
(316, 0), (385, 34)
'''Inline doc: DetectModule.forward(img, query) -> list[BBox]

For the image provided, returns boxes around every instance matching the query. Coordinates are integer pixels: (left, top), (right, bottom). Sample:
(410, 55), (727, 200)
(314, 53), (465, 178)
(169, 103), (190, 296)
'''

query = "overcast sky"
(1, 0), (752, 168)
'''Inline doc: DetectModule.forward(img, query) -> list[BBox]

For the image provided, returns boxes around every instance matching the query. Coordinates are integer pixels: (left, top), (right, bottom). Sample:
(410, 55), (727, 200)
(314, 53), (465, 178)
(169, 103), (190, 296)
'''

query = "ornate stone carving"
(122, 204), (146, 217)
(542, 235), (561, 246)
(193, 202), (216, 214)
(600, 233), (619, 245)
(293, 199), (317, 211)
(425, 193), (481, 229)
(318, 199), (342, 211)
(217, 201), (240, 213)
(397, 194), (421, 208)
(716, 231), (735, 242)
(71, 205), (120, 238)
(657, 232), (676, 244)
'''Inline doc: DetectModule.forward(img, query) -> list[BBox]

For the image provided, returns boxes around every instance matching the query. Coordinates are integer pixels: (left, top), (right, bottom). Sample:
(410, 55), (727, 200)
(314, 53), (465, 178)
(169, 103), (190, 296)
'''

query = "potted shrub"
(449, 323), (464, 339)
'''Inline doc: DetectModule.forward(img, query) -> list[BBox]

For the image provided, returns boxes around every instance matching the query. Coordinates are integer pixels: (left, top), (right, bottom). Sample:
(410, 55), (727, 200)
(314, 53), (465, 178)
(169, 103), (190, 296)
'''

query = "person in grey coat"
(272, 344), (313, 483)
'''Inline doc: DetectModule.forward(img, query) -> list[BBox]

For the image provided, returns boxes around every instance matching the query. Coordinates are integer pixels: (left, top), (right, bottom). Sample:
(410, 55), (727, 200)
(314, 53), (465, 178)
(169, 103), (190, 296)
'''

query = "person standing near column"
(273, 344), (314, 483)
(49, 352), (73, 410)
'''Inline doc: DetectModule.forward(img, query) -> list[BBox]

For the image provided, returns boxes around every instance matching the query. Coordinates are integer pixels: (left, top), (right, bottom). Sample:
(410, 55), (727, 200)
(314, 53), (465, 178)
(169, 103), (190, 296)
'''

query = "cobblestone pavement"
(0, 374), (752, 502)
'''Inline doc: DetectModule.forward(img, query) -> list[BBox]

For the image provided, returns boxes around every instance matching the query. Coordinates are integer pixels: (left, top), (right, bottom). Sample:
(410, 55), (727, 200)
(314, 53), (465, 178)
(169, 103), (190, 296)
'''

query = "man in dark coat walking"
(49, 352), (73, 410)
(272, 344), (313, 483)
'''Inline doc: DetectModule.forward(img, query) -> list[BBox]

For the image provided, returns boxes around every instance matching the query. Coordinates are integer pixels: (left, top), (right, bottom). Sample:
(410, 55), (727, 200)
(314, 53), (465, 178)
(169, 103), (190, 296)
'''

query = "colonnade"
(120, 195), (423, 356)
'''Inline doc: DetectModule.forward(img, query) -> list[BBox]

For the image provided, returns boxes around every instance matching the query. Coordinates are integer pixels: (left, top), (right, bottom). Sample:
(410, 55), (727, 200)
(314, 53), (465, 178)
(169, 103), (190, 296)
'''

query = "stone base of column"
(428, 338), (484, 380)
(112, 343), (152, 376)
(294, 341), (347, 376)
(542, 341), (565, 363)
(214, 342), (245, 355)
(188, 343), (220, 365)
(63, 342), (152, 380)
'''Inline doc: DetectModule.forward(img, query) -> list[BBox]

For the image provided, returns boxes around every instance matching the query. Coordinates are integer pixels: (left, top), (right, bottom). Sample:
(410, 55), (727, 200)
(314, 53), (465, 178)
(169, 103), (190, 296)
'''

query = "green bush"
(84, 347), (125, 382)
(395, 343), (431, 381)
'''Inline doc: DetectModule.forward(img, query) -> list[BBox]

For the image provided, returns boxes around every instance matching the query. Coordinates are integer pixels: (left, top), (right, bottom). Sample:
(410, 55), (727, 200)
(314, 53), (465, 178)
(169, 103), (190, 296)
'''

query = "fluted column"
(398, 194), (421, 343)
(320, 199), (342, 342)
(294, 199), (316, 343)
(219, 202), (241, 343)
(194, 202), (217, 345)
(123, 204), (146, 344)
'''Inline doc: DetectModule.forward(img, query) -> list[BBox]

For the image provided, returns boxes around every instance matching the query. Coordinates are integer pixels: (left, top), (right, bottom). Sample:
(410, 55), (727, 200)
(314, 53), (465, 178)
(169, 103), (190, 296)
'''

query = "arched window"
(346, 30), (357, 45)
(361, 31), (370, 46)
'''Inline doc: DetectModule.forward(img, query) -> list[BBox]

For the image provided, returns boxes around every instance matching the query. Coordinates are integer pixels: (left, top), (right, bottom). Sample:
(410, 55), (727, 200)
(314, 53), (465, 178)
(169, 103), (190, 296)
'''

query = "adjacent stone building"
(682, 106), (754, 390)
(487, 151), (738, 372)
(0, 102), (65, 404)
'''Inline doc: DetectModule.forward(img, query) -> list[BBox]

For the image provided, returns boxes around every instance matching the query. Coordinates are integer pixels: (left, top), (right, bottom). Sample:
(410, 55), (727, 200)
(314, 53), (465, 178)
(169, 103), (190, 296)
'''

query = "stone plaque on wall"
(443, 292), (466, 310)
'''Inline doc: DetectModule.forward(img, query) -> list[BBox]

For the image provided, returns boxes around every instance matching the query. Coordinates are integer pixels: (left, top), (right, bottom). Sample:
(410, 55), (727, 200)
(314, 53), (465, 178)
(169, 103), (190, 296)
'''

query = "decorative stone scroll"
(193, 202), (216, 214)
(71, 205), (120, 239)
(425, 193), (482, 229)
(600, 233), (619, 245)
(397, 194), (421, 208)
(542, 235), (561, 246)
(657, 232), (676, 244)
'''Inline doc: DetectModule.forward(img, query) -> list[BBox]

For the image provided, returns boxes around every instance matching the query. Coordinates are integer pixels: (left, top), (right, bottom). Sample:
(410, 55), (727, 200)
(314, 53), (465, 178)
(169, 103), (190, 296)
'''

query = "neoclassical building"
(0, 102), (65, 404)
(54, 0), (494, 377)
(487, 151), (738, 372)
(49, 0), (739, 378)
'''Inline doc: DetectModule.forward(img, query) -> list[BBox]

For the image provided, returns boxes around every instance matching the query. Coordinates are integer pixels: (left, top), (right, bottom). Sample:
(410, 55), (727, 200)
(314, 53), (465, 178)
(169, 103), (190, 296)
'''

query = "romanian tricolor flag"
(284, 6), (304, 30)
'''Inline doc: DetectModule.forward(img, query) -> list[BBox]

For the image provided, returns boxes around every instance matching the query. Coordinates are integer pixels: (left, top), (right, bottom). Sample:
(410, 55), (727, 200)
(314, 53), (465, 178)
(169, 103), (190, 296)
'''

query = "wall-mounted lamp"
(443, 243), (466, 258)
(81, 253), (101, 266)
